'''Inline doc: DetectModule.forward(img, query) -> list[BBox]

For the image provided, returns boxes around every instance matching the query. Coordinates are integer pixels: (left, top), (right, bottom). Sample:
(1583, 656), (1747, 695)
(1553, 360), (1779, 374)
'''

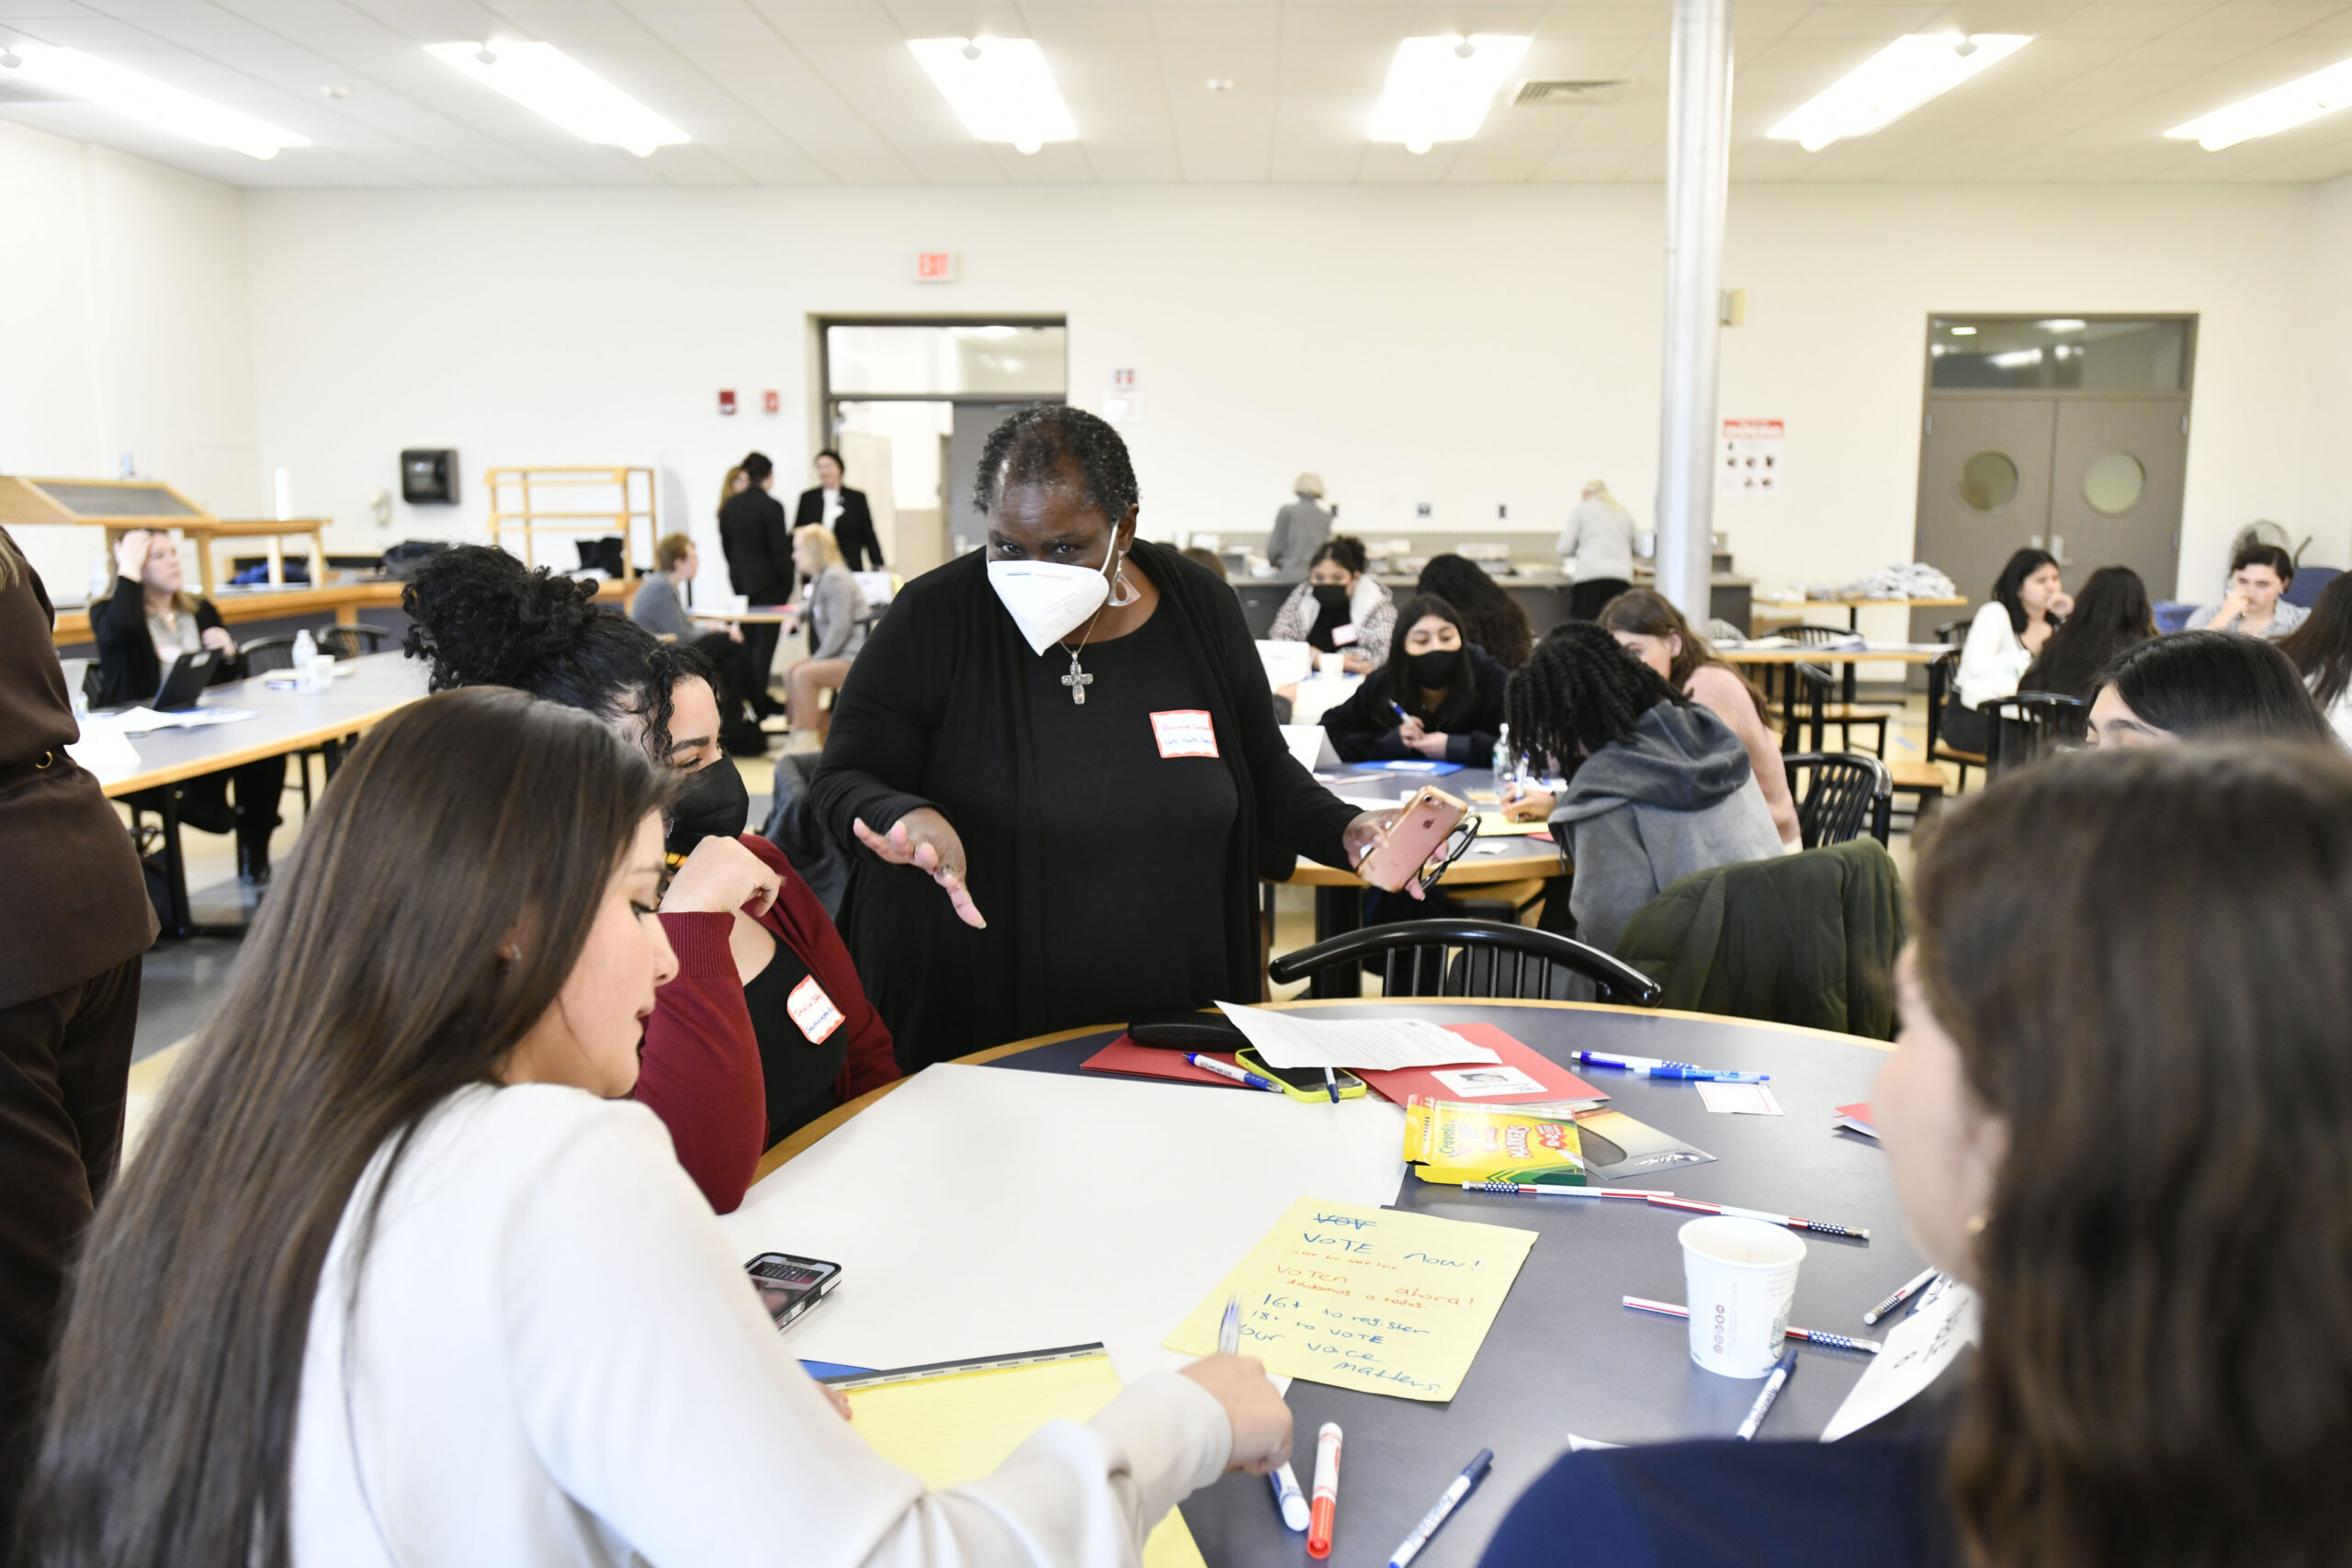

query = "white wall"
(243, 180), (2335, 605)
(2301, 175), (2352, 574)
(0, 118), (261, 596)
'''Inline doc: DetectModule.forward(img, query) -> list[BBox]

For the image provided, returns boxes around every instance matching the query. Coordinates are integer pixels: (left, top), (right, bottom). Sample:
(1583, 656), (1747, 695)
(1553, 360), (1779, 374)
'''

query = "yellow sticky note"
(1475, 814), (1555, 838)
(844, 1352), (1205, 1568)
(1164, 1198), (1537, 1402)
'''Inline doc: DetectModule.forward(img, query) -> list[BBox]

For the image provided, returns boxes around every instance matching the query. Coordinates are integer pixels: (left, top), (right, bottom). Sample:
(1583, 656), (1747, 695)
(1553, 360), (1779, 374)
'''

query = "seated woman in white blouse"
(17, 686), (1287, 1568)
(1944, 547), (2071, 756)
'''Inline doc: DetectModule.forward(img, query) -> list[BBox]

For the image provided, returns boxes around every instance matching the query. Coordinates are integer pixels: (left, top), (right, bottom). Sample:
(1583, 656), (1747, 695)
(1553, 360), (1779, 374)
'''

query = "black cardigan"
(808, 540), (1359, 1070)
(794, 487), (885, 572)
(88, 578), (240, 708)
(1321, 644), (1511, 766)
(718, 488), (793, 604)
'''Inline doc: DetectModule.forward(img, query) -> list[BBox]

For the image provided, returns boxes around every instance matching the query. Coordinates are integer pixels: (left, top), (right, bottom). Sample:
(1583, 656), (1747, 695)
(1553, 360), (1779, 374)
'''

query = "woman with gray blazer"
(785, 525), (868, 741)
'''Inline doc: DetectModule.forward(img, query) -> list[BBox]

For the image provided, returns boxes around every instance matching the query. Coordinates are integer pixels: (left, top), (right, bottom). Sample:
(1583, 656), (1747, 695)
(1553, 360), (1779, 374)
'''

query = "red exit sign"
(913, 250), (959, 283)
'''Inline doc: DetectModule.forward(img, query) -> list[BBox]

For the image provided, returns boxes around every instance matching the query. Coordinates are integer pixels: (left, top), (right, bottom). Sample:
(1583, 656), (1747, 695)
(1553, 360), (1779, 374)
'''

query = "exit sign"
(913, 250), (960, 283)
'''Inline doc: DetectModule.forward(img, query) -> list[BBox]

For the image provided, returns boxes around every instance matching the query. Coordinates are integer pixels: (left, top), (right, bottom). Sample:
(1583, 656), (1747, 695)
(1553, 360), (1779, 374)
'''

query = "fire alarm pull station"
(763, 390), (780, 414)
(718, 389), (738, 416)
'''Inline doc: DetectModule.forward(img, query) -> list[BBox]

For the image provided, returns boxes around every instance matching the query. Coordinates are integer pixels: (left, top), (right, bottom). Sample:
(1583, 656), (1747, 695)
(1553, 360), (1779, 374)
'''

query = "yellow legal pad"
(1164, 1198), (1537, 1402)
(838, 1348), (1206, 1568)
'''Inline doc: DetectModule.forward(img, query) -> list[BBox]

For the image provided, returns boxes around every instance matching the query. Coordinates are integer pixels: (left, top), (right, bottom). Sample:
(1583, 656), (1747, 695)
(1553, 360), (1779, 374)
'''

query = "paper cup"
(1679, 1216), (1806, 1378)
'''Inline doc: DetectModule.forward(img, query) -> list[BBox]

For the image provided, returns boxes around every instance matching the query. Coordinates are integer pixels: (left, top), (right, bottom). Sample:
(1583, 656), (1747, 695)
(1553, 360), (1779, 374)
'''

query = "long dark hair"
(17, 689), (673, 1568)
(1917, 745), (2352, 1568)
(1311, 535), (1369, 578)
(1595, 586), (1766, 720)
(2097, 631), (2331, 742)
(401, 545), (713, 760)
(2018, 566), (2155, 701)
(1417, 555), (1532, 669)
(2278, 571), (2352, 710)
(1381, 594), (1481, 730)
(1991, 547), (2059, 636)
(1505, 620), (1684, 779)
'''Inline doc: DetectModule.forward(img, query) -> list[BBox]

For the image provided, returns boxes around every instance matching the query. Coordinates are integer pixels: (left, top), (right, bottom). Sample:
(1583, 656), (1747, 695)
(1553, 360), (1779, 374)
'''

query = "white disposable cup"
(1679, 1216), (1806, 1377)
(305, 652), (336, 691)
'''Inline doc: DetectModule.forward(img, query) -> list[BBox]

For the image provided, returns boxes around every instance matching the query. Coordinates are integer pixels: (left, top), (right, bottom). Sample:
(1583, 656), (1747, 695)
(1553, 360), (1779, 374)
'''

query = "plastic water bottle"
(291, 628), (319, 688)
(1491, 722), (1516, 788)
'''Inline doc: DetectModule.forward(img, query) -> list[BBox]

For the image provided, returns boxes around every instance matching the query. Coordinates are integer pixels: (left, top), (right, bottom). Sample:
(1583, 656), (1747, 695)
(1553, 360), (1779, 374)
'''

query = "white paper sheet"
(716, 1063), (1408, 1383)
(1821, 1280), (1978, 1441)
(1279, 724), (1342, 774)
(1696, 1082), (1784, 1116)
(62, 725), (142, 784)
(112, 705), (258, 730)
(1214, 1003), (1499, 1071)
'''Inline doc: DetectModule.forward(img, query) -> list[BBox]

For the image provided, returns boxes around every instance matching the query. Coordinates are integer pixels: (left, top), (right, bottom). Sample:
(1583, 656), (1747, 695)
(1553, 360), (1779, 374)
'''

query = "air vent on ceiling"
(1513, 79), (1633, 107)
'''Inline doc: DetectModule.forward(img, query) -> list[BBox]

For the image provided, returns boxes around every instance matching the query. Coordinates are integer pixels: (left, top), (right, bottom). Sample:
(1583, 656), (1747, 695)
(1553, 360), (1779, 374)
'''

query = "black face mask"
(666, 754), (750, 858)
(1311, 582), (1351, 620)
(1408, 647), (1464, 689)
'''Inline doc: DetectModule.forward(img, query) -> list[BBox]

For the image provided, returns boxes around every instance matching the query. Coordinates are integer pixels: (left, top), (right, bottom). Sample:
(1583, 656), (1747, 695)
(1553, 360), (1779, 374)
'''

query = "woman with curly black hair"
(402, 546), (899, 1202)
(1416, 554), (1533, 670)
(809, 406), (1404, 1070)
(1501, 623), (1781, 953)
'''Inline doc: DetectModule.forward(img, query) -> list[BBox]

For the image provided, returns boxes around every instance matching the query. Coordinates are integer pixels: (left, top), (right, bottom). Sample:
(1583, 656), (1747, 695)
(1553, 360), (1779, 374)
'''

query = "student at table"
(0, 527), (154, 1546)
(1320, 594), (1509, 765)
(87, 527), (288, 884)
(1483, 744), (2352, 1568)
(2015, 564), (2156, 702)
(794, 448), (886, 573)
(1500, 623), (1781, 954)
(718, 451), (791, 717)
(1598, 588), (1798, 850)
(2191, 540), (2305, 638)
(810, 406), (1397, 1071)
(633, 534), (763, 755)
(2279, 570), (2352, 745)
(17, 688), (1290, 1568)
(2085, 629), (2332, 750)
(404, 546), (898, 1197)
(1418, 553), (1533, 669)
(782, 525), (866, 743)
(1945, 547), (2071, 756)
(1266, 535), (1394, 674)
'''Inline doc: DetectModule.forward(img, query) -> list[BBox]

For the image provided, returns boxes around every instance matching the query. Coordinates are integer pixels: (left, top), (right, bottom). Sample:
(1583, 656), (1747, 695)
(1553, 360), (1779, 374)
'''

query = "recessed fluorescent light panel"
(1769, 33), (2030, 152)
(0, 42), (306, 159)
(2166, 56), (2352, 151)
(427, 41), (686, 158)
(1371, 34), (1532, 154)
(907, 38), (1075, 155)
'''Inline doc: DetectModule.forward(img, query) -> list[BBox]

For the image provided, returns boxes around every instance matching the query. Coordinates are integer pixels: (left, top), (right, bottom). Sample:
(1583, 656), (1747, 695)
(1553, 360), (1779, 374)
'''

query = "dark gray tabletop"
(992, 999), (1915, 1568)
(1306, 766), (1563, 882)
(96, 652), (429, 796)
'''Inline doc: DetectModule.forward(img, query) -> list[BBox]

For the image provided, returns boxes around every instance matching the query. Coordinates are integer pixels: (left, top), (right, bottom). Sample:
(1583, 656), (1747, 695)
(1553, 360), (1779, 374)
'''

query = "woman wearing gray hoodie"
(1501, 623), (1782, 956)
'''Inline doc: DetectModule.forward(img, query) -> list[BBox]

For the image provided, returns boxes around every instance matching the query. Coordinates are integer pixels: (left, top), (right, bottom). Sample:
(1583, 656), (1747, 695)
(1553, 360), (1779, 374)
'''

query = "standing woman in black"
(794, 449), (886, 573)
(716, 452), (790, 717)
(87, 528), (286, 882)
(0, 526), (154, 1541)
(811, 408), (1398, 1071)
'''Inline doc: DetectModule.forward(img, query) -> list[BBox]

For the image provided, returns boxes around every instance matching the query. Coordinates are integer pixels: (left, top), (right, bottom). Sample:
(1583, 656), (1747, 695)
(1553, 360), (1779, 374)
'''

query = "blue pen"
(1734, 1348), (1799, 1440)
(1571, 1050), (1769, 1084)
(1184, 1053), (1285, 1094)
(1386, 1449), (1494, 1568)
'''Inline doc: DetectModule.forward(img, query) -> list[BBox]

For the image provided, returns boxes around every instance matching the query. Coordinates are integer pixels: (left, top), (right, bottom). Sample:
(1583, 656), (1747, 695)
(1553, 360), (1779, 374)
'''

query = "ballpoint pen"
(1644, 1193), (1871, 1240)
(1385, 1449), (1493, 1568)
(1734, 1348), (1799, 1440)
(1862, 1266), (1939, 1325)
(1569, 1050), (1769, 1084)
(1622, 1296), (1880, 1354)
(1184, 1053), (1285, 1094)
(1221, 1293), (1309, 1532)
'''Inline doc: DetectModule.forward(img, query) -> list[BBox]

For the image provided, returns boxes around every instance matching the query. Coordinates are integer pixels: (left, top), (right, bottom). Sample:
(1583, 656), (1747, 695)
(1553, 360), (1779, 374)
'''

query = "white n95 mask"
(988, 550), (1120, 657)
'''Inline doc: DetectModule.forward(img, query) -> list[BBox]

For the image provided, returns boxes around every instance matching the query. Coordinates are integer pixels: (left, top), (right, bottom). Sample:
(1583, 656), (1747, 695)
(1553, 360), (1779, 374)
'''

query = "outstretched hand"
(854, 808), (987, 929)
(1341, 808), (1428, 901)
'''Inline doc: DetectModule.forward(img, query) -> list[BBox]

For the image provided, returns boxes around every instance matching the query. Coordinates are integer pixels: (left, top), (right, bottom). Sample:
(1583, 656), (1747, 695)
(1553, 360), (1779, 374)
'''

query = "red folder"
(1351, 1023), (1606, 1108)
(1835, 1101), (1879, 1138)
(1079, 1035), (1246, 1088)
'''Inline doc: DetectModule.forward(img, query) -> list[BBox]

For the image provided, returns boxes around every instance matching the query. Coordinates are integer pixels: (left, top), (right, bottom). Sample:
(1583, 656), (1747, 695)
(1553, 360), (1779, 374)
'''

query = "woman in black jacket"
(793, 449), (885, 573)
(90, 529), (286, 882)
(1320, 593), (1510, 766)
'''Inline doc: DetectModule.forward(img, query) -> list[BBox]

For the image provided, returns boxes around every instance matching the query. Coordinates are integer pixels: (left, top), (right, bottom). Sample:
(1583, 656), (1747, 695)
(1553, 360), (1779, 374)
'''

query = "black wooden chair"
(1926, 649), (1986, 791)
(318, 623), (395, 660)
(1268, 918), (1661, 1006)
(1776, 625), (1894, 757)
(1781, 751), (1894, 848)
(239, 635), (300, 674)
(1984, 692), (2087, 776)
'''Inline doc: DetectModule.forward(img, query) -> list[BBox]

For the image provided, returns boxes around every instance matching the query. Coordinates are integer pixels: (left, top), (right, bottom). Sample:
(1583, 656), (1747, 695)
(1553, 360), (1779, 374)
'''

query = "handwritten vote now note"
(1165, 1199), (1536, 1402)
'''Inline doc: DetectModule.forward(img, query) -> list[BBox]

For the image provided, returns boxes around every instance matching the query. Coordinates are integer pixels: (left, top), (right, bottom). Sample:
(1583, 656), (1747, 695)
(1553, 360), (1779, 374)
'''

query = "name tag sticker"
(1150, 709), (1220, 759)
(786, 975), (846, 1044)
(1330, 622), (1360, 646)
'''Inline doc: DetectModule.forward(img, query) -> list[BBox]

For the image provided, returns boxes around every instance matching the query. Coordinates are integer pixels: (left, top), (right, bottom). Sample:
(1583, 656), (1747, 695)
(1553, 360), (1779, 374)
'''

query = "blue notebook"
(1372, 760), (1465, 775)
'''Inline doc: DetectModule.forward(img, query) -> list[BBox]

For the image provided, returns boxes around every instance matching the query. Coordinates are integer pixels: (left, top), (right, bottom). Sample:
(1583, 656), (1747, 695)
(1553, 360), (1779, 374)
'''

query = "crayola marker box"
(1403, 1095), (1589, 1187)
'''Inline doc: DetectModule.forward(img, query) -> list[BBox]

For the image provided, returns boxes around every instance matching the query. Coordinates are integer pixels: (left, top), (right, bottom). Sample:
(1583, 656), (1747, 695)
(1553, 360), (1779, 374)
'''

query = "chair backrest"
(239, 635), (300, 674)
(1265, 918), (1662, 1006)
(2286, 564), (2341, 610)
(317, 624), (393, 660)
(1781, 624), (1858, 688)
(1933, 618), (1970, 645)
(1926, 649), (1959, 751)
(1984, 691), (2086, 773)
(1781, 751), (1893, 848)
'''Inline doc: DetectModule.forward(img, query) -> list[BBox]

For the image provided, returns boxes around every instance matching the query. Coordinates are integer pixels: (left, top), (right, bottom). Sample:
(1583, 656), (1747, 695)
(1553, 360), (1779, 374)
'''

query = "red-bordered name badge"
(786, 975), (846, 1043)
(1149, 709), (1219, 759)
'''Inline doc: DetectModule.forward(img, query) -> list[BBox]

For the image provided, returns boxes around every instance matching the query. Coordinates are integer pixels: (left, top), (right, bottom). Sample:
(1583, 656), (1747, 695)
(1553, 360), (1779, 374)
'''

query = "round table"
(761, 998), (1917, 1568)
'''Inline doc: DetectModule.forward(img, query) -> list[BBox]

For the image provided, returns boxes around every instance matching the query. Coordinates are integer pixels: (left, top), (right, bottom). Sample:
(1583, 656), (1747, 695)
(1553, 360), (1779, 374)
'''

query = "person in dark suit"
(794, 450), (885, 574)
(717, 452), (790, 717)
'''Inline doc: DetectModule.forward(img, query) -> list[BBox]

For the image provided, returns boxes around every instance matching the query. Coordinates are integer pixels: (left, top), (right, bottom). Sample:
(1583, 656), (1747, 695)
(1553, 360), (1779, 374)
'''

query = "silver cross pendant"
(1061, 654), (1094, 705)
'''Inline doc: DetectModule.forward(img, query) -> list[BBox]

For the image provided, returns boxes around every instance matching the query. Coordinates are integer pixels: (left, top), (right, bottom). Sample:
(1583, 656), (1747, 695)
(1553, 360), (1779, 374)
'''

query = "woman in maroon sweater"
(402, 547), (897, 1213)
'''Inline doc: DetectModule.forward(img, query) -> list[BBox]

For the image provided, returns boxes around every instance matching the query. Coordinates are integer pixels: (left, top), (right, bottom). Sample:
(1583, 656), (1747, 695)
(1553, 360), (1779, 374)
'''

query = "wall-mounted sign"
(914, 251), (960, 283)
(1720, 417), (1783, 497)
(718, 389), (738, 416)
(763, 389), (780, 415)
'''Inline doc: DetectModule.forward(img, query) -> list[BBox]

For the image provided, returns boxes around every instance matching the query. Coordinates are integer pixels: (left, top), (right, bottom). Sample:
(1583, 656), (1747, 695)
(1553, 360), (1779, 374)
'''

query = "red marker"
(1307, 1421), (1343, 1559)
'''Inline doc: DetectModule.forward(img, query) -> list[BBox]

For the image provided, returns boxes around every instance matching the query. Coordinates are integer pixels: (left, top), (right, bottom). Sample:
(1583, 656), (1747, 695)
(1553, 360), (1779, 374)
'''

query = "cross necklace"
(1057, 590), (1117, 706)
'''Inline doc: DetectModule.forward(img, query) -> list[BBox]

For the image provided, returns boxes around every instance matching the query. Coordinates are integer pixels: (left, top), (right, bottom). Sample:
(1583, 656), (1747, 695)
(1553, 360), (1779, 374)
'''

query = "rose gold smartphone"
(1358, 785), (1470, 892)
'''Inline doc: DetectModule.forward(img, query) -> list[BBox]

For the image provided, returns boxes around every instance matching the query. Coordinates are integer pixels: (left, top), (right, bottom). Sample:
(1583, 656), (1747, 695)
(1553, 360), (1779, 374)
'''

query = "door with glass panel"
(2047, 398), (2188, 604)
(1914, 398), (2057, 618)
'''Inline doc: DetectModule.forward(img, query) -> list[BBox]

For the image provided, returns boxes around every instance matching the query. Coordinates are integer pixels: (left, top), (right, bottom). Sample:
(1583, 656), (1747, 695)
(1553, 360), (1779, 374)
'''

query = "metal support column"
(1654, 0), (1735, 623)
